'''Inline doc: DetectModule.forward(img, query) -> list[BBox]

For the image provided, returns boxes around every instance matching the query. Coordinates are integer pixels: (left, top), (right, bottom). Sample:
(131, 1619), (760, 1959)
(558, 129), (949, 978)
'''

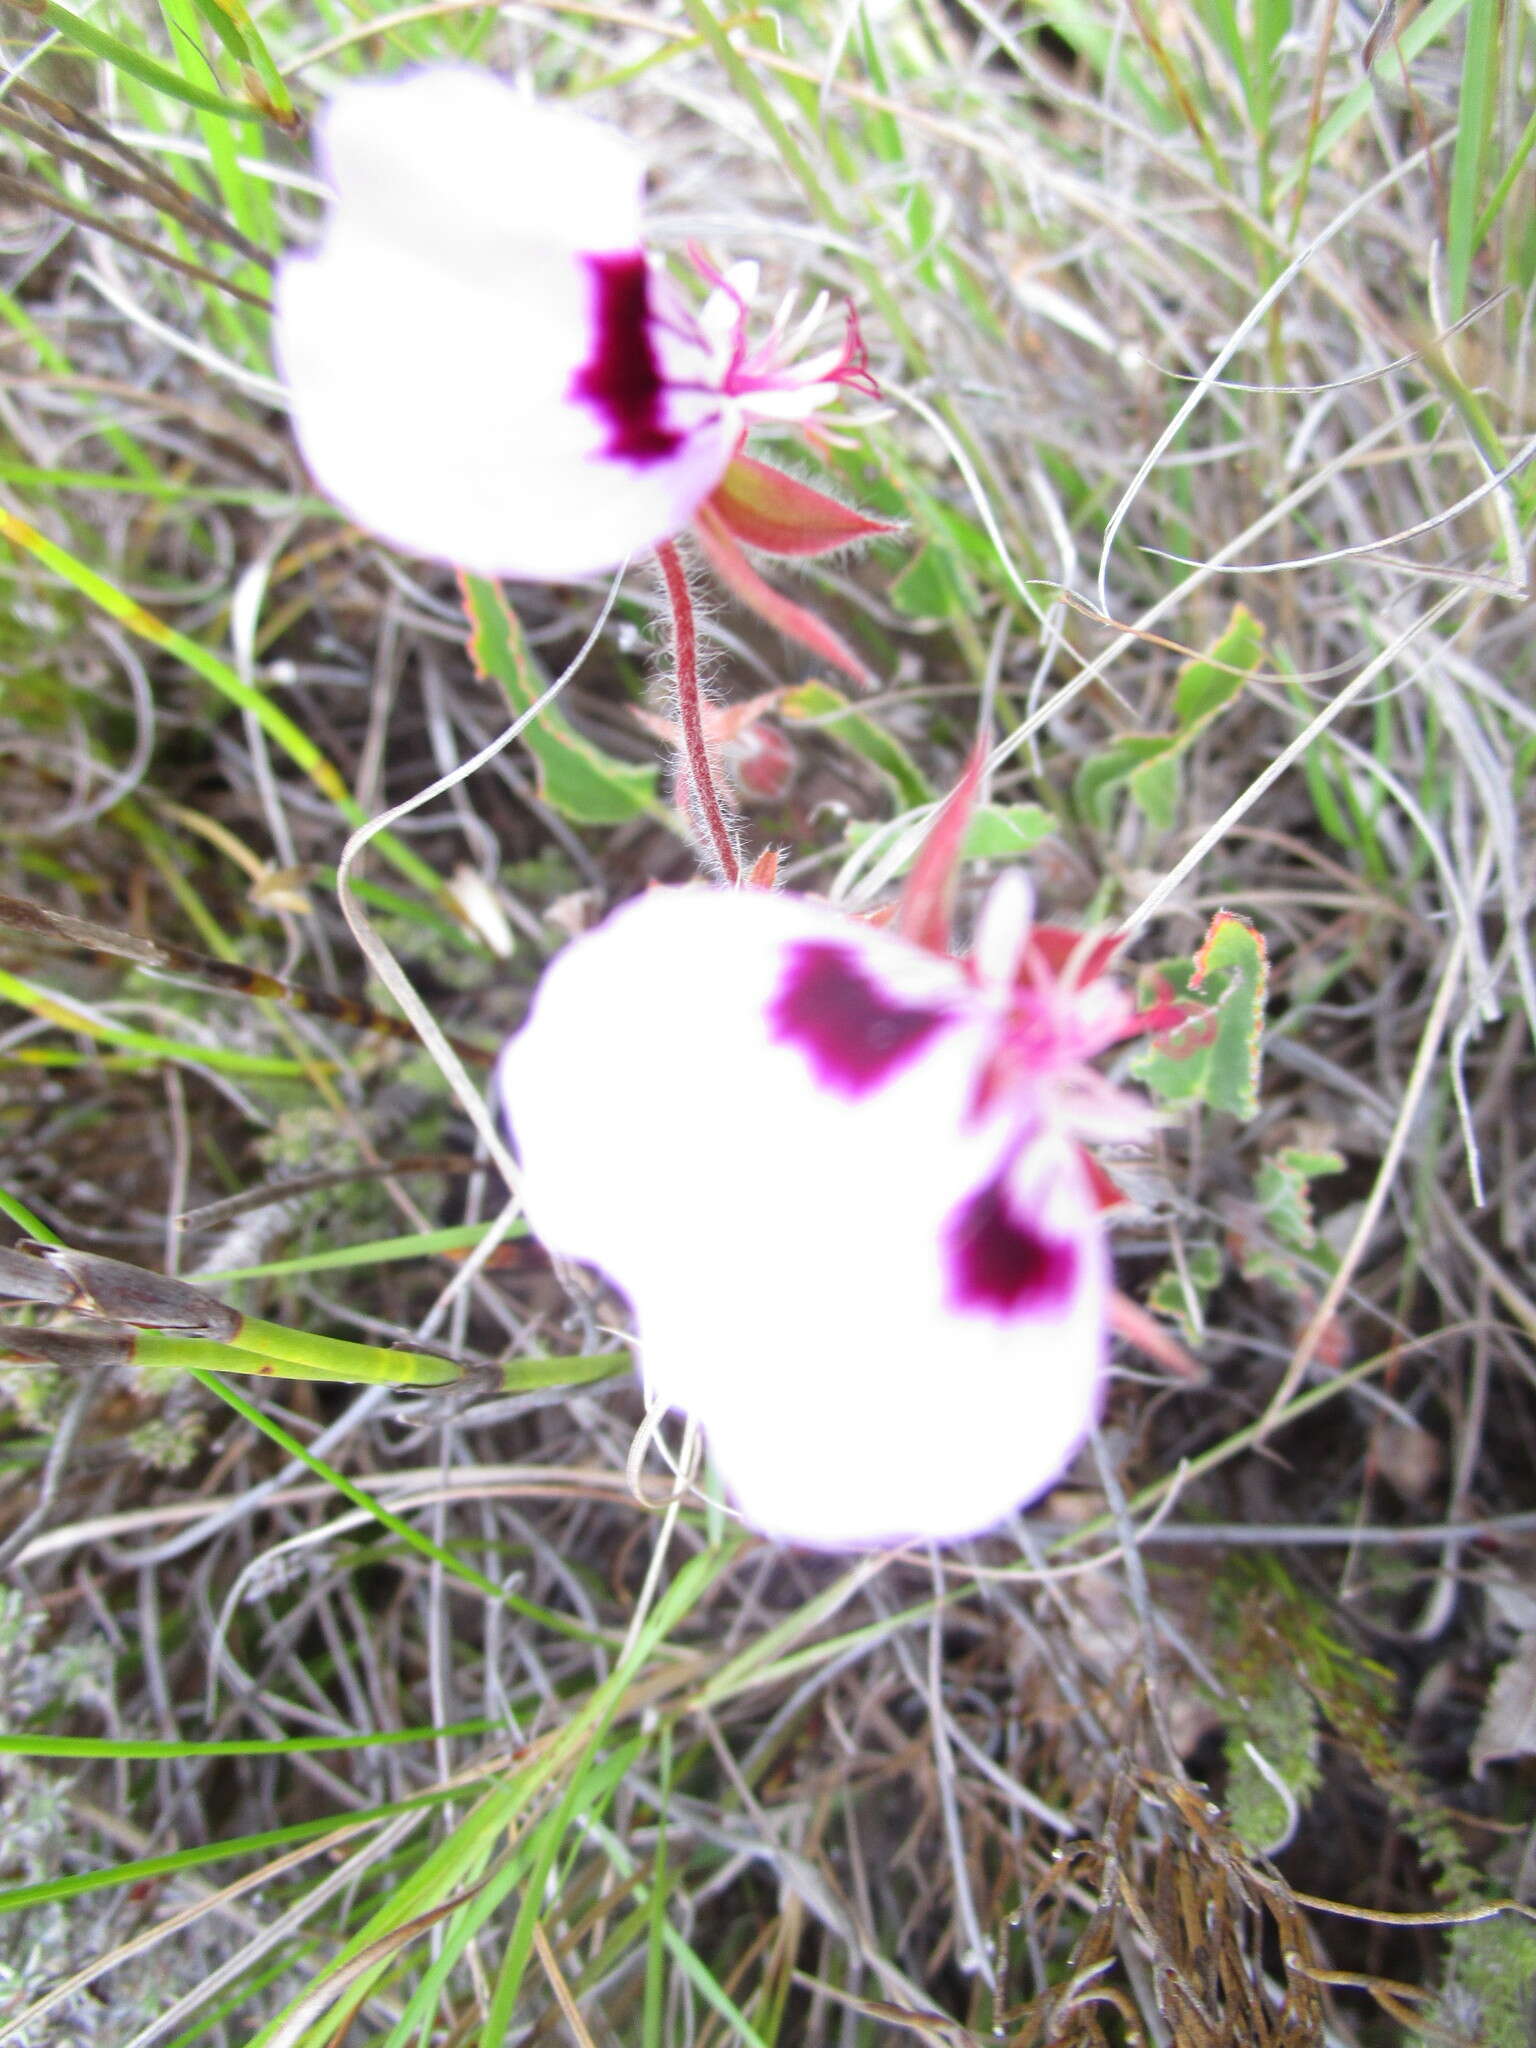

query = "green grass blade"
(1275, 0), (1472, 198)
(1472, 97), (1536, 246)
(24, 0), (268, 120)
(0, 1188), (62, 1244)
(188, 1368), (614, 1644)
(0, 968), (318, 1076)
(1, 506), (458, 914)
(198, 1223), (523, 1283)
(1446, 0), (1500, 317)
(0, 1787), (458, 1913)
(0, 1723), (496, 1762)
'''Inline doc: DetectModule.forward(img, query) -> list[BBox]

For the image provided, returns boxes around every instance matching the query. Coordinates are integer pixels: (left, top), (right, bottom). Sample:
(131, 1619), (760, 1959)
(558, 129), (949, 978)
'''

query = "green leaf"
(1147, 1242), (1223, 1338)
(780, 678), (932, 807)
(1074, 734), (1167, 829)
(460, 573), (658, 825)
(889, 542), (960, 619)
(1240, 1145), (1345, 1291)
(1254, 1146), (1345, 1255)
(1132, 910), (1268, 1119)
(1171, 603), (1263, 727)
(1076, 605), (1264, 831)
(842, 803), (1055, 871)
(1125, 748), (1181, 832)
(956, 803), (1056, 861)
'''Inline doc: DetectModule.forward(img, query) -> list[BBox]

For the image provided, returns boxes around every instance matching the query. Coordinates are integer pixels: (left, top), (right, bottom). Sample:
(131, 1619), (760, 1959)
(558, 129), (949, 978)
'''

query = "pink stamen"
(823, 303), (882, 401)
(685, 245), (881, 406)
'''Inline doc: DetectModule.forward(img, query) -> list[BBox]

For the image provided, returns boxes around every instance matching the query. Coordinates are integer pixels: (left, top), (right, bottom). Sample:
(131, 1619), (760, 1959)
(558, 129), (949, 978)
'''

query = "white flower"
(275, 69), (875, 581)
(497, 881), (1143, 1549)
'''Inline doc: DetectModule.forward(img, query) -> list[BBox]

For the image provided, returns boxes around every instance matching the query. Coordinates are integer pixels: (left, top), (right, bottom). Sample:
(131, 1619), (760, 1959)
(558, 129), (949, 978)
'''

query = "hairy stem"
(655, 538), (739, 885)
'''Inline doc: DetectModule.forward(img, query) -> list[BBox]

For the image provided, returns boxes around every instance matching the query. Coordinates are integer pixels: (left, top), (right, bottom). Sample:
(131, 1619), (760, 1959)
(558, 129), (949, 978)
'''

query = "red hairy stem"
(655, 539), (740, 886)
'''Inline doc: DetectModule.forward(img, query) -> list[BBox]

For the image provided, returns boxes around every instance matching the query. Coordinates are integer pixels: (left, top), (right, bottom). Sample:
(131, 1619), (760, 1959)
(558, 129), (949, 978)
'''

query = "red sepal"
(895, 744), (985, 956)
(1024, 925), (1124, 988)
(1109, 1290), (1204, 1383)
(693, 502), (877, 691)
(705, 454), (897, 558)
(1080, 1150), (1130, 1213)
(745, 845), (781, 890)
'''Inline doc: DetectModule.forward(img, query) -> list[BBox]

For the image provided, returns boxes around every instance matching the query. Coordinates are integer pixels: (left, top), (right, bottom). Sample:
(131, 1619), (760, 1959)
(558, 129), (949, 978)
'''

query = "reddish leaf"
(1131, 911), (1267, 1119)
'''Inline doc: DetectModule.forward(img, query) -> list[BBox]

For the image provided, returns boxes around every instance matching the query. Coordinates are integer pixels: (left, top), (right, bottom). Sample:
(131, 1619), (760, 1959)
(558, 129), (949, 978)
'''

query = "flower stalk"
(655, 539), (740, 886)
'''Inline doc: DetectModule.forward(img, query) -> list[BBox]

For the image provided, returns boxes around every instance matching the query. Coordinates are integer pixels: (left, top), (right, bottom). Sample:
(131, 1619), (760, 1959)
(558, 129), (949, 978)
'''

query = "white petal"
(498, 888), (1108, 1547)
(735, 382), (841, 423)
(972, 868), (1033, 989)
(316, 69), (646, 258)
(275, 69), (736, 579)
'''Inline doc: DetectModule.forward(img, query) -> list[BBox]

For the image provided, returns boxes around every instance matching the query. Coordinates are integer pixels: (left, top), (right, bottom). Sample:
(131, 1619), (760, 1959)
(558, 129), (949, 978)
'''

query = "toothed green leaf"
(1133, 911), (1268, 1119)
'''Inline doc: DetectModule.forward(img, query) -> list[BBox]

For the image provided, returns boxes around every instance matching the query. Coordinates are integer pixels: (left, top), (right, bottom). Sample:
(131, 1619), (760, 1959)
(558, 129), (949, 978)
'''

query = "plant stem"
(655, 538), (739, 885)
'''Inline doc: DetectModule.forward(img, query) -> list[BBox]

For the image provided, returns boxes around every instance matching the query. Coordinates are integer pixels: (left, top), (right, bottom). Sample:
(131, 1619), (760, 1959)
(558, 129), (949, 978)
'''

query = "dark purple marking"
(769, 941), (950, 1098)
(945, 1173), (1078, 1316)
(568, 252), (683, 464)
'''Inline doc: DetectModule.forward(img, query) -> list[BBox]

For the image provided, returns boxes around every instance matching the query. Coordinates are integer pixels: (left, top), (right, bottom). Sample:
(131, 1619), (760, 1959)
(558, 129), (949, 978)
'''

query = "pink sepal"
(895, 744), (986, 956)
(735, 720), (796, 801)
(1081, 1150), (1130, 1213)
(1027, 931), (1207, 1049)
(634, 688), (795, 805)
(705, 454), (897, 558)
(693, 502), (877, 691)
(1109, 1289), (1204, 1383)
(1025, 926), (1124, 989)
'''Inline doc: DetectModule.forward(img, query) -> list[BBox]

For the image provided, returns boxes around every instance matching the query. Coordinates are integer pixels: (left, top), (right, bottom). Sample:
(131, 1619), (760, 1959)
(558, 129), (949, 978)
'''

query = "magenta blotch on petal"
(570, 254), (685, 463)
(768, 941), (953, 1097)
(945, 1166), (1081, 1316)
